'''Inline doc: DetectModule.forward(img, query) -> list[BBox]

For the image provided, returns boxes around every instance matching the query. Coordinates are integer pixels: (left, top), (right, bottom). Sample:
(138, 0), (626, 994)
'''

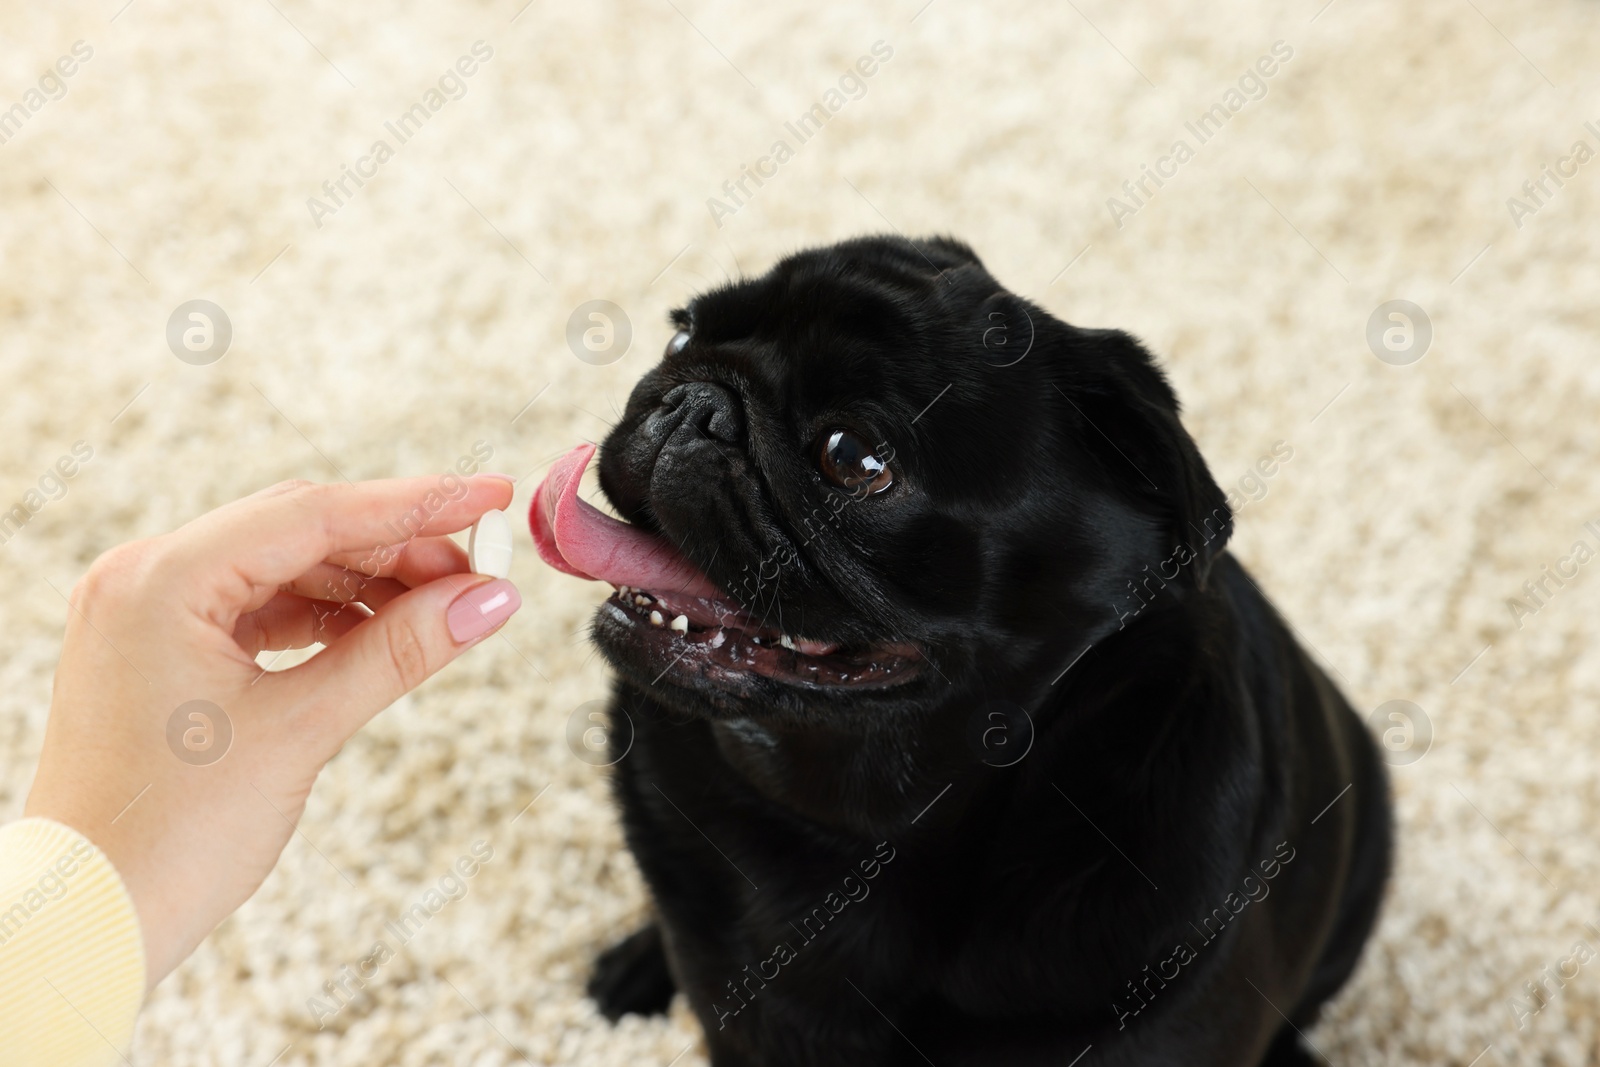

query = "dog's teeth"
(779, 635), (797, 651)
(649, 610), (664, 627)
(752, 635), (763, 645)
(670, 614), (689, 633)
(617, 585), (629, 597)
(634, 595), (650, 607)
(709, 630), (726, 648)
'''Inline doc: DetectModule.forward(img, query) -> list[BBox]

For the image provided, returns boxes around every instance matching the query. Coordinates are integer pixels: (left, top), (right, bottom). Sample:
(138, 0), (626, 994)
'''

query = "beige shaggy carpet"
(3, 0), (1599, 1063)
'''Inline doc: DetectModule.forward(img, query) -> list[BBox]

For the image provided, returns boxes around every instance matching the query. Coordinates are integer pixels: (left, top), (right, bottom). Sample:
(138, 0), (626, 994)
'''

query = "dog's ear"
(914, 235), (984, 270)
(1055, 327), (1233, 589)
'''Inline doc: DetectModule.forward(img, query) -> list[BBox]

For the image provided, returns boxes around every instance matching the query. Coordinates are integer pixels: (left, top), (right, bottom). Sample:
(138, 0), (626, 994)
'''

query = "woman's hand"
(24, 474), (521, 990)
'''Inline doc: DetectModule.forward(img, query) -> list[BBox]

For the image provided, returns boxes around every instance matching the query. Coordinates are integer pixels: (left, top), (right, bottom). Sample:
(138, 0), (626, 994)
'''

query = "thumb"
(279, 574), (522, 740)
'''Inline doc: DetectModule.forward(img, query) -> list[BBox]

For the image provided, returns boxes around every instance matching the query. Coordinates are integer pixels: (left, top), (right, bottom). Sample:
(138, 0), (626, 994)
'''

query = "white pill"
(468, 509), (514, 578)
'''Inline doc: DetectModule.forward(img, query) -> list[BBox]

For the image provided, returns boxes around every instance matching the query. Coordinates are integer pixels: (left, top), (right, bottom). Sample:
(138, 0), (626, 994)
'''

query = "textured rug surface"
(2, 0), (1599, 1063)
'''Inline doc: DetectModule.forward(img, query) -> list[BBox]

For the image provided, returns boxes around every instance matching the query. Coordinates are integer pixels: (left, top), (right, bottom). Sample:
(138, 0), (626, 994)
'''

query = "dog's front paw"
(587, 923), (677, 1020)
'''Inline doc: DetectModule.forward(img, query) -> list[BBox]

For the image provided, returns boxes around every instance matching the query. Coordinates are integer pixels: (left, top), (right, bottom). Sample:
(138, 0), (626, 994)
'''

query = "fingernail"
(478, 473), (517, 486)
(447, 579), (521, 643)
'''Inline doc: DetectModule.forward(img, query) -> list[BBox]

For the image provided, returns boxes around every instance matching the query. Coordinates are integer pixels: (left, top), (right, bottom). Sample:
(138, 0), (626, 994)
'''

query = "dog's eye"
(665, 329), (690, 356)
(818, 430), (894, 495)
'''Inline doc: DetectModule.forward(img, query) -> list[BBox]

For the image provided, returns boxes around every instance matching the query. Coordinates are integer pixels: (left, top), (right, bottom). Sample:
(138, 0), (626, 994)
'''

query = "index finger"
(164, 474), (515, 619)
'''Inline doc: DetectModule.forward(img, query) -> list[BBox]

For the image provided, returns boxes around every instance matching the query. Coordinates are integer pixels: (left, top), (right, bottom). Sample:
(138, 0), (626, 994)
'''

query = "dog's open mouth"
(530, 444), (922, 688)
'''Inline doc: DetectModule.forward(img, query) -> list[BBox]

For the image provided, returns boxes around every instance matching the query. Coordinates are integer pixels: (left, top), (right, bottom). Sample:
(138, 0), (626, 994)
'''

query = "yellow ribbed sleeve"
(0, 818), (145, 1066)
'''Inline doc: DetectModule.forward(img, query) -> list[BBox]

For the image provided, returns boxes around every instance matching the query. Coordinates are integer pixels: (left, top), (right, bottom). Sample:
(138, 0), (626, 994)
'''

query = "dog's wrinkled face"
(570, 236), (1230, 723)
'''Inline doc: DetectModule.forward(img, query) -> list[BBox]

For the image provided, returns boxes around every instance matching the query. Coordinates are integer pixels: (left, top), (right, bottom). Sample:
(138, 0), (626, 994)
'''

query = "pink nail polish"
(447, 579), (521, 643)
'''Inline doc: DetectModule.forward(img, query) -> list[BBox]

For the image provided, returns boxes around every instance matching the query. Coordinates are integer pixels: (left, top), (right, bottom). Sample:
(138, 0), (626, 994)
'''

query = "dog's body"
(552, 237), (1390, 1066)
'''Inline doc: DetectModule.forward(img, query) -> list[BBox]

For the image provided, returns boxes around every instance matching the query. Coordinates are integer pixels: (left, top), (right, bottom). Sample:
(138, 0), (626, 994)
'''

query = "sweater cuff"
(0, 817), (146, 1067)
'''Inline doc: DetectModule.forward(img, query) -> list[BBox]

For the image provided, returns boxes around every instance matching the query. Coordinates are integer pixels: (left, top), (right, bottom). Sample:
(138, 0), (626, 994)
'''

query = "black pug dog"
(531, 235), (1391, 1066)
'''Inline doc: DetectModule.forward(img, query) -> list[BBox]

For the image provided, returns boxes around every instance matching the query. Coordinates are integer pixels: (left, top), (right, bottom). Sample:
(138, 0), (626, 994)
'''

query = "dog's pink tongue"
(530, 443), (722, 599)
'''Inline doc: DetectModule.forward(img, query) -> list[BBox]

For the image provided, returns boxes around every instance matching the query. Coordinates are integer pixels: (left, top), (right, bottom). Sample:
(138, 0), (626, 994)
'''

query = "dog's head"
(533, 235), (1231, 724)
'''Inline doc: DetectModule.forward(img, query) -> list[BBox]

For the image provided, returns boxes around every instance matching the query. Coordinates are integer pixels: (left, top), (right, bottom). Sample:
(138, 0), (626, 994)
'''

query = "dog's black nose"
(658, 382), (744, 444)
